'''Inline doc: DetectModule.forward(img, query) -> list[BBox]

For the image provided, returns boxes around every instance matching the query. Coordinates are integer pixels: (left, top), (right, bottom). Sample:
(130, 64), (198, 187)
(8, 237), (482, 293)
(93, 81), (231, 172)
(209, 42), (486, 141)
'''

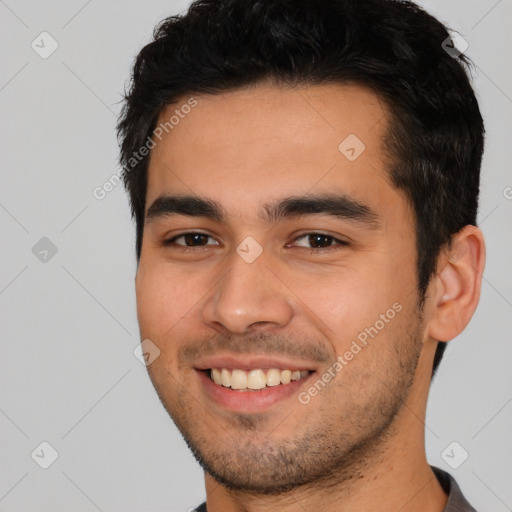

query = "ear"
(425, 225), (486, 342)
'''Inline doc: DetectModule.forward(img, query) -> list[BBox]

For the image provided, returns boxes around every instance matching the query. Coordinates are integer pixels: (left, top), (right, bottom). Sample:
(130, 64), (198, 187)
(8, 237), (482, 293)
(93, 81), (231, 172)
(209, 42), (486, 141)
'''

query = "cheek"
(135, 262), (200, 339)
(293, 268), (393, 333)
(294, 261), (414, 358)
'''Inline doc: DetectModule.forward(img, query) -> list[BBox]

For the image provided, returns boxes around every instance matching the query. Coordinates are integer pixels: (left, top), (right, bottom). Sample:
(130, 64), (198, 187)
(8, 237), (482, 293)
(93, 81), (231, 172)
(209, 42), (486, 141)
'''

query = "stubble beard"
(150, 312), (424, 495)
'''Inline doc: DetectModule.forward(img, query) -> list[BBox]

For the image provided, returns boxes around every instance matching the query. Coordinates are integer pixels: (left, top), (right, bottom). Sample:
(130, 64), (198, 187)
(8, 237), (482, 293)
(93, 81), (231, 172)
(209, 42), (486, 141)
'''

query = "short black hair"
(117, 0), (484, 376)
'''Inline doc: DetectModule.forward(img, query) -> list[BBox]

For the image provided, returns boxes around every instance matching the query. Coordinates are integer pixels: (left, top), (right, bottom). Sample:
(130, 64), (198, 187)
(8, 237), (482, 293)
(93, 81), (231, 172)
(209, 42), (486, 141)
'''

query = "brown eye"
(292, 233), (349, 251)
(164, 232), (219, 247)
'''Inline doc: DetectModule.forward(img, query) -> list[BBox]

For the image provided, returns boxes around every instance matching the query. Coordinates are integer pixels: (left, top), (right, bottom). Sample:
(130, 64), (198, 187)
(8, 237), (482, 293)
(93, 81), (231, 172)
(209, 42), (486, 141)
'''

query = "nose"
(201, 251), (294, 335)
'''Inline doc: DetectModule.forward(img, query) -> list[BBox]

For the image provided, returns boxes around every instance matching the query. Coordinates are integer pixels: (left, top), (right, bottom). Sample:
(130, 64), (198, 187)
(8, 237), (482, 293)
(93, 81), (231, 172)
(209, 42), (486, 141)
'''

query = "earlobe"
(425, 225), (486, 342)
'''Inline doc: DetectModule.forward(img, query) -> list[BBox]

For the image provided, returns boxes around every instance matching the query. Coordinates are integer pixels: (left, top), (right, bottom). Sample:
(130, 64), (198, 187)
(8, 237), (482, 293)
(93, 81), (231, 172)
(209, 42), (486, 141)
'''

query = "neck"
(203, 442), (446, 512)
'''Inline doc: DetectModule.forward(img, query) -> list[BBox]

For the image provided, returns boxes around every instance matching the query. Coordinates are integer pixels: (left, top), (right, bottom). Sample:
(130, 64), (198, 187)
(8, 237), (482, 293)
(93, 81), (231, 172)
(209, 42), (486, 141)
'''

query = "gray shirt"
(432, 466), (477, 512)
(192, 466), (477, 511)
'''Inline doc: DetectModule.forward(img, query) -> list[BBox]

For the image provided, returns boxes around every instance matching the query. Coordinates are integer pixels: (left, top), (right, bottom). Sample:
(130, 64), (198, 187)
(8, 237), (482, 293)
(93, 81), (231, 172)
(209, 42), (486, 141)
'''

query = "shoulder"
(190, 502), (207, 512)
(431, 465), (478, 512)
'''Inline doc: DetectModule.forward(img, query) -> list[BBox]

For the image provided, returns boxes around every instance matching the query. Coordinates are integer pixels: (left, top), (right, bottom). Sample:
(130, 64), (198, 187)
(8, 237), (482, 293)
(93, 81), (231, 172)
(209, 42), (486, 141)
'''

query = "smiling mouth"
(205, 368), (312, 391)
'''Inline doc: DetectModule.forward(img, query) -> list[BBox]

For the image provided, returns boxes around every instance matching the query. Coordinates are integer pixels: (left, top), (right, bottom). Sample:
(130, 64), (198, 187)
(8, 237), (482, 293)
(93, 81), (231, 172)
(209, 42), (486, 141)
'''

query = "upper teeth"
(210, 368), (309, 390)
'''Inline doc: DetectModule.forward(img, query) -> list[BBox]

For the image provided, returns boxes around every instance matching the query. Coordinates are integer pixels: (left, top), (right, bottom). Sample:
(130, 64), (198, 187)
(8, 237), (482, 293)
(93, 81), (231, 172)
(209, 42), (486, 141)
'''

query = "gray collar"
(431, 466), (477, 512)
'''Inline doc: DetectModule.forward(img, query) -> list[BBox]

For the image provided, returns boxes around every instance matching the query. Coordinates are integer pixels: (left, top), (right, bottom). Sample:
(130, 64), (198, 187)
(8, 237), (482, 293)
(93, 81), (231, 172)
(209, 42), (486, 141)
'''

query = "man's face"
(136, 83), (428, 492)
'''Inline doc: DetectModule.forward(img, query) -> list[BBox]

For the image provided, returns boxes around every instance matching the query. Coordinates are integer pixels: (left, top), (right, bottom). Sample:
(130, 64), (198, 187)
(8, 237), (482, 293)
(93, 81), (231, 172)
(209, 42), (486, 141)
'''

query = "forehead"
(146, 82), (405, 224)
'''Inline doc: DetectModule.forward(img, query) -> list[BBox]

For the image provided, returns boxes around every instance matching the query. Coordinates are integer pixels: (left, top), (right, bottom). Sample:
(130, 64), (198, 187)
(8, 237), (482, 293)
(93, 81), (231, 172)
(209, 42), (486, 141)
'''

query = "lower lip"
(196, 370), (313, 413)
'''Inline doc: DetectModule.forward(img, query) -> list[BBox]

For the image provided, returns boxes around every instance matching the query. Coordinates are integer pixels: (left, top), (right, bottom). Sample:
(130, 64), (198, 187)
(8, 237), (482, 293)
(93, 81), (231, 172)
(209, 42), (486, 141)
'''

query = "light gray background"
(1, 1), (511, 511)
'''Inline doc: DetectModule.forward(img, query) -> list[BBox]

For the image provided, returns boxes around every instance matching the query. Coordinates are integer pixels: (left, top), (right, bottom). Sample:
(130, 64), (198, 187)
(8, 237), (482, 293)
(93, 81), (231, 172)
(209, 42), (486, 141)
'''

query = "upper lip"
(193, 354), (319, 372)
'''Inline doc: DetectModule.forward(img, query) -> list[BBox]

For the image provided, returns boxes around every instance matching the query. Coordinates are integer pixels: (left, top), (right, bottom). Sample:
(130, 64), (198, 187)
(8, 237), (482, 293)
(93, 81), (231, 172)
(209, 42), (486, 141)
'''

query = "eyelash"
(162, 232), (350, 253)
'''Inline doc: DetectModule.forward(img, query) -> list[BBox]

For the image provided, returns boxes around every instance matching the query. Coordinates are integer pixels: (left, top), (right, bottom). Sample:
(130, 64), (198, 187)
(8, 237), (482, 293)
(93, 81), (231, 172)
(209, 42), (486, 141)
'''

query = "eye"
(163, 232), (219, 248)
(290, 233), (349, 251)
(162, 232), (348, 252)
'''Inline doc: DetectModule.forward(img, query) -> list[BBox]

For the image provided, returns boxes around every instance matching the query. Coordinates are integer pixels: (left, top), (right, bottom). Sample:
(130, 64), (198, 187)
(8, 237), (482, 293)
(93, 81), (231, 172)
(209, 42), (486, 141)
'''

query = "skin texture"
(135, 83), (485, 512)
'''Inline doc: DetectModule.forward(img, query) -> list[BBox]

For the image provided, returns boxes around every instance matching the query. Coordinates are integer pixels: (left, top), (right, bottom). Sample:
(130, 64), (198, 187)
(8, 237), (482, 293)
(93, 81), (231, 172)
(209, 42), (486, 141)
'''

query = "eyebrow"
(145, 193), (380, 229)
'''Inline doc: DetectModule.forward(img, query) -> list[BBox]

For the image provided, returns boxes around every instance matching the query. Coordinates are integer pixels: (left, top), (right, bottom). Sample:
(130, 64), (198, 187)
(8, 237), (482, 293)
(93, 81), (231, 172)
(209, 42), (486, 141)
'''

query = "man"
(117, 0), (485, 510)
